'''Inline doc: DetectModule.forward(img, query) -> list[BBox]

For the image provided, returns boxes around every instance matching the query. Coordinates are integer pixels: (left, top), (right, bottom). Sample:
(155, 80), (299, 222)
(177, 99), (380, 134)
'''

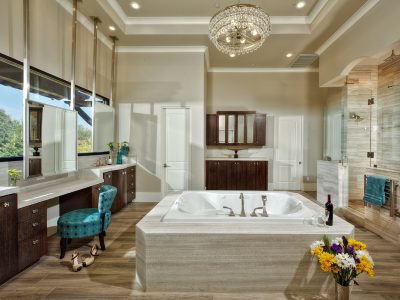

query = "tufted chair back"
(98, 185), (117, 214)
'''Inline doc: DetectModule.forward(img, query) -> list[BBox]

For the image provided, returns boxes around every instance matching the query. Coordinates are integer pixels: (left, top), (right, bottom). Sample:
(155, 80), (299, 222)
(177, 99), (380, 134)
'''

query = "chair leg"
(99, 232), (106, 251)
(60, 238), (67, 259)
(67, 238), (72, 244)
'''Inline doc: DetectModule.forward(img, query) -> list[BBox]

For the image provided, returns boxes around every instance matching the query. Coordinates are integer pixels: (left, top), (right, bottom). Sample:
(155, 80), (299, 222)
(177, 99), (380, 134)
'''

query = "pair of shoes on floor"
(71, 244), (99, 272)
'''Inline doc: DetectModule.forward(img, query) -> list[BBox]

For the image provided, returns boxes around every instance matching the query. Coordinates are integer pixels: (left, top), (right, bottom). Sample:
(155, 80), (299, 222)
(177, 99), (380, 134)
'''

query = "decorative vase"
(116, 151), (123, 164)
(335, 283), (351, 300)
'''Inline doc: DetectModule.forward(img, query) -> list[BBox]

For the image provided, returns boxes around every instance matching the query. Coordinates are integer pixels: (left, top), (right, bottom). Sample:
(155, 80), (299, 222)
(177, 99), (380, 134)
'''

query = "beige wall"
(319, 0), (400, 87)
(116, 52), (206, 197)
(207, 71), (325, 179)
(0, 0), (112, 97)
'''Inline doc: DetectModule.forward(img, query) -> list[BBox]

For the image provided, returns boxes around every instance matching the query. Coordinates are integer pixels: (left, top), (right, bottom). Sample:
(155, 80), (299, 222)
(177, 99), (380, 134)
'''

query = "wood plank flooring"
(0, 201), (399, 299)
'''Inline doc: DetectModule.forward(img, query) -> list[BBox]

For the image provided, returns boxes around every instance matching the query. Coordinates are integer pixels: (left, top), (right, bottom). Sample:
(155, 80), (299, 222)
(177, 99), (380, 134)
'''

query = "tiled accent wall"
(344, 66), (378, 200)
(377, 56), (400, 170)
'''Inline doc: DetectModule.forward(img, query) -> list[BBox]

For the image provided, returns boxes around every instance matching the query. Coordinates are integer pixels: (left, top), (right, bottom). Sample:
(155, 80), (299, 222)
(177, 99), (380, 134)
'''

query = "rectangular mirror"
(27, 101), (77, 178)
(93, 101), (115, 152)
(218, 114), (225, 143)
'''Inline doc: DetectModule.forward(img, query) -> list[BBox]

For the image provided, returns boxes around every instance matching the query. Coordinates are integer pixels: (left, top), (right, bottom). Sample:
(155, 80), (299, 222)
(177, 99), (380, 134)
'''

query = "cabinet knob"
(3, 202), (10, 208)
(98, 187), (101, 191)
(32, 208), (39, 214)
(32, 239), (39, 245)
(107, 175), (111, 178)
(32, 222), (39, 227)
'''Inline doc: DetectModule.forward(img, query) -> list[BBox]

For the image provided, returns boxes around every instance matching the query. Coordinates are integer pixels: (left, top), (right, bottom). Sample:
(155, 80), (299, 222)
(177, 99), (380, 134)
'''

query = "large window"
(0, 56), (23, 159)
(0, 53), (111, 160)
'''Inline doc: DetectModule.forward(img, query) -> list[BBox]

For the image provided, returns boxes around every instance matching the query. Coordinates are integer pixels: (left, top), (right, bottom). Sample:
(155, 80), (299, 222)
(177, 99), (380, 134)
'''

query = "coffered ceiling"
(77, 0), (370, 68)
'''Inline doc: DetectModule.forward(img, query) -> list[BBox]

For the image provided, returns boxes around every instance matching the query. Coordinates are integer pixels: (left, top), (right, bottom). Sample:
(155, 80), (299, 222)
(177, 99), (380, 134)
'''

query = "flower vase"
(116, 151), (123, 165)
(335, 283), (351, 300)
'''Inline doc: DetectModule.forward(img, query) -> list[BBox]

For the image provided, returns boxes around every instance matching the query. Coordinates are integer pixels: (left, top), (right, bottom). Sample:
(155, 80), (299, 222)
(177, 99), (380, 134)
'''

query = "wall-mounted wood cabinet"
(206, 111), (266, 146)
(206, 160), (268, 190)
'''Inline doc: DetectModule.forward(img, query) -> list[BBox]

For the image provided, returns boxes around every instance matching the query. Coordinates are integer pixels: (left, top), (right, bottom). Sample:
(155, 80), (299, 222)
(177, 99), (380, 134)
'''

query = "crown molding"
(315, 0), (380, 55)
(209, 67), (319, 73)
(57, 0), (113, 49)
(117, 46), (208, 53)
(105, 0), (329, 35)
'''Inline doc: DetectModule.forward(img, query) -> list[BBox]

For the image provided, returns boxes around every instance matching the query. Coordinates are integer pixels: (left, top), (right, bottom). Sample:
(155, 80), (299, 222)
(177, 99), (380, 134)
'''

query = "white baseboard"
(134, 192), (162, 202)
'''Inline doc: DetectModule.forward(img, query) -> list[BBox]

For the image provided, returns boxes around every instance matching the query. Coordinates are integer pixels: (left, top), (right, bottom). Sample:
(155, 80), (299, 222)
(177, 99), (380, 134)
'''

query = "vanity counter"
(0, 186), (18, 197)
(206, 157), (268, 161)
(17, 172), (103, 209)
(91, 162), (136, 177)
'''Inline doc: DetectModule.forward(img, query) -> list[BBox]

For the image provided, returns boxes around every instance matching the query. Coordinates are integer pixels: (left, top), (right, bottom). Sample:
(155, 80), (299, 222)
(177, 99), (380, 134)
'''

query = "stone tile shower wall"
(377, 56), (400, 170)
(343, 66), (378, 201)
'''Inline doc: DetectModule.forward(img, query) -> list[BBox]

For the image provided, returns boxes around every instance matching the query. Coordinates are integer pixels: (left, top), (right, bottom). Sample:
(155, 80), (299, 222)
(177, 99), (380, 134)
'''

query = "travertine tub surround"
(136, 192), (354, 293)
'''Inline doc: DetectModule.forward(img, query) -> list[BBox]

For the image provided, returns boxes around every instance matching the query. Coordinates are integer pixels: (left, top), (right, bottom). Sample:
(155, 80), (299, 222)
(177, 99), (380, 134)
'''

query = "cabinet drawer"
(103, 171), (113, 185)
(126, 166), (135, 174)
(127, 189), (135, 203)
(18, 214), (47, 242)
(18, 232), (47, 271)
(127, 180), (135, 191)
(18, 202), (47, 223)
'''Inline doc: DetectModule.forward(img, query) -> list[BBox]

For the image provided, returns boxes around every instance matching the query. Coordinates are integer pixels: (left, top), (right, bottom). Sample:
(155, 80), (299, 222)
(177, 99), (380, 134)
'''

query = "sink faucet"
(261, 195), (268, 217)
(239, 193), (246, 217)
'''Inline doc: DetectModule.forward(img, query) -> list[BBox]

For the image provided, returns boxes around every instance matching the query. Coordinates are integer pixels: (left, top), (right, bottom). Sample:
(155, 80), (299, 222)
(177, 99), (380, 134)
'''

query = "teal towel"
(364, 175), (390, 206)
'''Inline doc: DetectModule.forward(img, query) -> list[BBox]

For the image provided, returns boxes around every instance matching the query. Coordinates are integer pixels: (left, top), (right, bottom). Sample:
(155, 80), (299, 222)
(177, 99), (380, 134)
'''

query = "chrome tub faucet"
(240, 193), (246, 217)
(223, 206), (235, 216)
(261, 195), (268, 217)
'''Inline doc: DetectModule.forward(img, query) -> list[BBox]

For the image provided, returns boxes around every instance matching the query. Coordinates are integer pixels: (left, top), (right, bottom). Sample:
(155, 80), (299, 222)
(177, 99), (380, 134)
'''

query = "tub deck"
(136, 192), (355, 293)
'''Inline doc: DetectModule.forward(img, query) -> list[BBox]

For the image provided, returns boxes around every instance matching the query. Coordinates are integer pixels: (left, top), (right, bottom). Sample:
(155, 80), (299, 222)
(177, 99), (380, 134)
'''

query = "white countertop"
(0, 186), (18, 197)
(17, 173), (103, 208)
(206, 157), (268, 161)
(91, 162), (136, 177)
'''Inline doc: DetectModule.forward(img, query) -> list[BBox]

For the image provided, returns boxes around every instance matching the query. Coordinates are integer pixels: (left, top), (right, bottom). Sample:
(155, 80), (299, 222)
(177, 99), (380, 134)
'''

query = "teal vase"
(116, 151), (123, 164)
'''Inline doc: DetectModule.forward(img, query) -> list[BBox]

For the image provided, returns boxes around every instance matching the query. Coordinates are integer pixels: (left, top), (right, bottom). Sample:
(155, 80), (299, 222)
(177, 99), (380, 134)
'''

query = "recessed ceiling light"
(131, 1), (140, 10)
(251, 29), (258, 36)
(109, 25), (116, 31)
(229, 53), (236, 58)
(296, 1), (306, 9)
(286, 53), (293, 58)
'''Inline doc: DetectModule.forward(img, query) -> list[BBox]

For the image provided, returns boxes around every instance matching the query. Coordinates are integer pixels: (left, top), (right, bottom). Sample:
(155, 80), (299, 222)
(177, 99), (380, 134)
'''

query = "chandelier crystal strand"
(209, 4), (271, 56)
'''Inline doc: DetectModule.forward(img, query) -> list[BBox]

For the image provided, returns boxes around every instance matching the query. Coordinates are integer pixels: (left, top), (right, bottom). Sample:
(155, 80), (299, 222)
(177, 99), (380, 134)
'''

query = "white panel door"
(274, 116), (303, 190)
(162, 108), (190, 195)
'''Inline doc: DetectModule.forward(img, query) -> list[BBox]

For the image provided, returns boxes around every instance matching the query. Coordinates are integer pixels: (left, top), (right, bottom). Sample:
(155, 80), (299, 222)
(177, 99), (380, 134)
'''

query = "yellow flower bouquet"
(310, 235), (374, 286)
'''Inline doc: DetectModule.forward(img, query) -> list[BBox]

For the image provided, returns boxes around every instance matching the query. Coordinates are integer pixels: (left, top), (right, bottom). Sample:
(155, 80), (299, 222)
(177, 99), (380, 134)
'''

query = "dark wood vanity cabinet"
(17, 202), (47, 271)
(206, 160), (268, 191)
(206, 112), (267, 146)
(92, 167), (136, 214)
(0, 194), (18, 285)
(126, 166), (136, 204)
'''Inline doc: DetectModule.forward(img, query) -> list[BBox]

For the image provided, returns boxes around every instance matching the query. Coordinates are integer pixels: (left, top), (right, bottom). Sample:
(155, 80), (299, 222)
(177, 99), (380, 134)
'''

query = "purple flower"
(331, 244), (343, 254)
(347, 246), (355, 255)
(323, 245), (328, 251)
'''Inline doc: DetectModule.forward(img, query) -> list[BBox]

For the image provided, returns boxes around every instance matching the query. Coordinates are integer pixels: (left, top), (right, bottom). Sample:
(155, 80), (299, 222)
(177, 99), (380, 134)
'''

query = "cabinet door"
(217, 114), (226, 144)
(103, 171), (113, 185)
(111, 170), (127, 213)
(216, 161), (228, 190)
(235, 161), (248, 190)
(227, 114), (236, 144)
(255, 161), (268, 190)
(245, 162), (257, 190)
(206, 115), (218, 145)
(254, 114), (267, 146)
(0, 194), (18, 284)
(206, 161), (218, 190)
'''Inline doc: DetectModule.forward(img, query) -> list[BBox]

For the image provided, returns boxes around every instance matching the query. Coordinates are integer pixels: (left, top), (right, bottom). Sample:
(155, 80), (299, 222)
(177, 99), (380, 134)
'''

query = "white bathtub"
(161, 191), (316, 223)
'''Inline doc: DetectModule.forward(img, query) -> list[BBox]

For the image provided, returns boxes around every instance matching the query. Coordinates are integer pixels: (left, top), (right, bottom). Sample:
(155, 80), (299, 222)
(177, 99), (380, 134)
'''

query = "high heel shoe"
(82, 244), (99, 267)
(71, 251), (83, 272)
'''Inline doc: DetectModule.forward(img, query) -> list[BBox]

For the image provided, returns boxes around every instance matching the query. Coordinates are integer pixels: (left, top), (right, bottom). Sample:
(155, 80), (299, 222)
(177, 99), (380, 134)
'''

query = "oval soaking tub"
(161, 191), (316, 223)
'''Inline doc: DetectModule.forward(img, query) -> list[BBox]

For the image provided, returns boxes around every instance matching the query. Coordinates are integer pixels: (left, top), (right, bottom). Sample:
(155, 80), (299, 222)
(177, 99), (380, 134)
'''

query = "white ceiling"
(78, 0), (369, 68)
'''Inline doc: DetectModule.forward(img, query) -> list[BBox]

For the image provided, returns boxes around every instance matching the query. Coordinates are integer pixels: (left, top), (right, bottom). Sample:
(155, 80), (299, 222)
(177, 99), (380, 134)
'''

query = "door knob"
(163, 163), (170, 168)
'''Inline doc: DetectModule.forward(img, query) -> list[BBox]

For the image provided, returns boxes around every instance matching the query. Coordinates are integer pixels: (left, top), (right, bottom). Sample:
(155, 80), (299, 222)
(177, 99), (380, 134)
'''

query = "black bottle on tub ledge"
(325, 194), (334, 226)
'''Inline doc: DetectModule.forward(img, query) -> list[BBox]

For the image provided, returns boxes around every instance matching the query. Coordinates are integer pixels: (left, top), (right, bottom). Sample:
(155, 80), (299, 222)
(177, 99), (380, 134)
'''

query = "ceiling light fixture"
(229, 53), (236, 58)
(296, 1), (306, 9)
(286, 53), (293, 58)
(109, 25), (116, 31)
(209, 4), (271, 57)
(130, 1), (140, 10)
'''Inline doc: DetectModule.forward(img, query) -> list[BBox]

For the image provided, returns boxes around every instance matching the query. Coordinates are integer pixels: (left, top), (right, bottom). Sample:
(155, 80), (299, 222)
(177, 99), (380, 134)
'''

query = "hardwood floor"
(0, 201), (399, 299)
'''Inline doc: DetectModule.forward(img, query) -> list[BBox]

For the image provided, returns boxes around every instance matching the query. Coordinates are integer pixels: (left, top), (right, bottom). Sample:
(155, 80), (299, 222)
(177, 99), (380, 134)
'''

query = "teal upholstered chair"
(57, 185), (117, 259)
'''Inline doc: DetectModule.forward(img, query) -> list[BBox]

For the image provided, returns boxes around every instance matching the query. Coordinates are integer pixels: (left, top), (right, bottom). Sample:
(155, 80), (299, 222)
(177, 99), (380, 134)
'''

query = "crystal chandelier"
(209, 4), (271, 57)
